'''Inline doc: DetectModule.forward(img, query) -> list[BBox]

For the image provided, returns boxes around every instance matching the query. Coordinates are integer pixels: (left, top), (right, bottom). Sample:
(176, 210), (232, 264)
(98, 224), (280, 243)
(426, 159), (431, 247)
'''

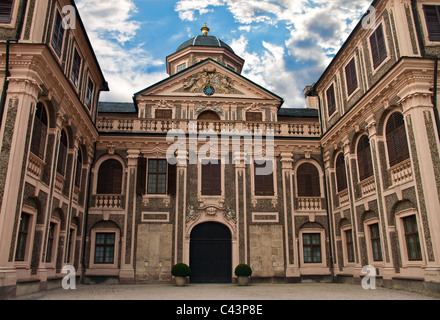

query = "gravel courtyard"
(15, 282), (439, 300)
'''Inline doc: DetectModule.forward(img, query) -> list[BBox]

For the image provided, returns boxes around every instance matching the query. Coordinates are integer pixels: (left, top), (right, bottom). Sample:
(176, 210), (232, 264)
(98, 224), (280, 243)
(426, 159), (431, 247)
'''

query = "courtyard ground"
(14, 282), (439, 300)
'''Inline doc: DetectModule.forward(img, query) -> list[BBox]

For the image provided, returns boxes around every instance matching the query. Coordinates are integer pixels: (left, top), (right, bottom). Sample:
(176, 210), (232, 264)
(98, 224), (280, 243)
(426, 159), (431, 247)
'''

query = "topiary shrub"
(234, 264), (252, 277)
(171, 263), (191, 277)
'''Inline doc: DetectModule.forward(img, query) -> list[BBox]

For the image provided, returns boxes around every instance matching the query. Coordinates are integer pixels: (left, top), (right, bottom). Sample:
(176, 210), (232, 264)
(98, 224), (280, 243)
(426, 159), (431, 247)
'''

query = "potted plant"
(171, 263), (191, 286)
(235, 264), (252, 286)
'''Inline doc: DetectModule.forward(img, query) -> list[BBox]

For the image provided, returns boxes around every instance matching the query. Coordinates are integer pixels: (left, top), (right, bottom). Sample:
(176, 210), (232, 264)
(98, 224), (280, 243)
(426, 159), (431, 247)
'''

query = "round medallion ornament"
(203, 85), (215, 96)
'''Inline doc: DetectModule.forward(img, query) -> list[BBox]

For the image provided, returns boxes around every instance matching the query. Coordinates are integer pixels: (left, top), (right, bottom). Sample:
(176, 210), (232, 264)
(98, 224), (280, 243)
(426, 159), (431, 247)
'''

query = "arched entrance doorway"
(190, 222), (232, 283)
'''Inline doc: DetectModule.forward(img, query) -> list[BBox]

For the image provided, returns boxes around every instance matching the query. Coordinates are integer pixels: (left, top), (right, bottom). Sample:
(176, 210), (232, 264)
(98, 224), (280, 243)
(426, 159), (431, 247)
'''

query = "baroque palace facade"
(0, 0), (440, 298)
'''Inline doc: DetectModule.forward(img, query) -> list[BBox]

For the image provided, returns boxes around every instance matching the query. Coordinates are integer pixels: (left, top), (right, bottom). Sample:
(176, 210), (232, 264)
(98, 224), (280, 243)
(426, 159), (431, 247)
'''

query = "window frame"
(369, 22), (389, 71)
(89, 228), (120, 270)
(30, 102), (48, 161)
(344, 56), (359, 98)
(395, 209), (424, 267)
(296, 162), (321, 197)
(0, 0), (15, 24)
(70, 46), (82, 88)
(176, 62), (187, 73)
(245, 112), (263, 122)
(15, 212), (32, 262)
(200, 160), (222, 196)
(343, 228), (355, 264)
(422, 4), (440, 42)
(369, 222), (383, 262)
(56, 129), (68, 176)
(50, 7), (66, 58)
(96, 158), (124, 195)
(403, 215), (423, 262)
(253, 160), (275, 197)
(385, 112), (410, 168)
(85, 75), (95, 110)
(45, 220), (59, 265)
(301, 232), (322, 264)
(356, 135), (374, 182)
(147, 159), (168, 195)
(335, 152), (348, 193)
(326, 82), (337, 118)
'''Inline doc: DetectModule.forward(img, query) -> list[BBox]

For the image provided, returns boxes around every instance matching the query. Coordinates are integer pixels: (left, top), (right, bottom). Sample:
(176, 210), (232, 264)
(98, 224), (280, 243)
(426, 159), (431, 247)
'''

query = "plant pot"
(237, 276), (249, 286)
(175, 276), (187, 286)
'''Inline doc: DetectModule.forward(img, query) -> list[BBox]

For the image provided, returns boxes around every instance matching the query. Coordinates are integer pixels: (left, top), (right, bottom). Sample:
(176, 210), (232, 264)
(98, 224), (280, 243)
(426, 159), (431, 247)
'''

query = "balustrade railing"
(96, 118), (321, 138)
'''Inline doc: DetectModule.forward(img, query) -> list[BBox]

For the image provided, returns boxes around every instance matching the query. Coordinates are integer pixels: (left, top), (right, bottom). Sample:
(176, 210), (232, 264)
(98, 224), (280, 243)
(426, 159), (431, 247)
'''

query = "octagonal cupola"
(166, 24), (245, 76)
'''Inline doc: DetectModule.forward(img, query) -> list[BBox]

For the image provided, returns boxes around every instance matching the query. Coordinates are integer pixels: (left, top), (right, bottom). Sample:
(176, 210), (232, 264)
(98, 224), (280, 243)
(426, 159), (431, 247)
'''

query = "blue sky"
(75, 0), (372, 109)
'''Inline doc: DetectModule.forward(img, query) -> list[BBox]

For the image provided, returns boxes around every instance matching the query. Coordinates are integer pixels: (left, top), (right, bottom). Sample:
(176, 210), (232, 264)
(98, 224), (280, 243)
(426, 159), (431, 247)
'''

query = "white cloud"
(75, 0), (167, 102)
(175, 0), (372, 108)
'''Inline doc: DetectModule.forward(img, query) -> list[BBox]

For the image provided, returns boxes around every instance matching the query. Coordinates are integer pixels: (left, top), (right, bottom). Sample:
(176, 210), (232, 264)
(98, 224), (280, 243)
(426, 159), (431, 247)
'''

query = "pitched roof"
(176, 35), (235, 53)
(98, 102), (136, 113)
(277, 108), (319, 118)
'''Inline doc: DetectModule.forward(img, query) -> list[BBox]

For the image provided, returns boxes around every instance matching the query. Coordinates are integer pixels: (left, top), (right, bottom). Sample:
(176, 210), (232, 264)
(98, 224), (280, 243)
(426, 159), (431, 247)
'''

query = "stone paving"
(14, 282), (439, 300)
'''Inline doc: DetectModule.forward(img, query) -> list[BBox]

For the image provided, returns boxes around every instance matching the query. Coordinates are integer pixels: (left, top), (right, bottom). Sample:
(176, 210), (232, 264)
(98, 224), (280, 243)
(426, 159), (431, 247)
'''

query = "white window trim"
(418, 1), (440, 47)
(395, 209), (425, 268)
(0, 0), (20, 28)
(299, 229), (327, 270)
(364, 218), (385, 267)
(14, 206), (37, 269)
(89, 228), (120, 269)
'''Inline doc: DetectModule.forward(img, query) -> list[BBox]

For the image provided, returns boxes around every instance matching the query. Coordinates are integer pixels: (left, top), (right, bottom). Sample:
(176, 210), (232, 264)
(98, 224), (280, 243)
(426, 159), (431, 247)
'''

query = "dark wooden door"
(190, 222), (232, 283)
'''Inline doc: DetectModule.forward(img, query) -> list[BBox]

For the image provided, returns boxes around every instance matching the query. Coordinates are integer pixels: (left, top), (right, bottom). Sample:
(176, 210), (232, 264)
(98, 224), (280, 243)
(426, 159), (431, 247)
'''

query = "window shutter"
(246, 112), (262, 122)
(155, 109), (172, 119)
(254, 161), (274, 196)
(0, 0), (13, 23)
(202, 162), (221, 195)
(297, 163), (320, 197)
(97, 160), (123, 194)
(357, 135), (373, 181)
(386, 112), (409, 166)
(51, 10), (65, 57)
(370, 24), (387, 69)
(326, 84), (336, 116)
(424, 5), (440, 42)
(136, 156), (147, 195)
(167, 163), (177, 195)
(336, 153), (347, 192)
(345, 58), (358, 96)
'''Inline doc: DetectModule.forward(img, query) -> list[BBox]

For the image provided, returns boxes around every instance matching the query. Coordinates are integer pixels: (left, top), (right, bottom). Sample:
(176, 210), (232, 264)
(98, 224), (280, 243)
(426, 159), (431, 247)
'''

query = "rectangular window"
(369, 223), (383, 261)
(345, 229), (355, 263)
(423, 5), (440, 42)
(0, 0), (14, 24)
(155, 109), (172, 119)
(370, 24), (388, 69)
(303, 233), (322, 263)
(66, 228), (75, 263)
(45, 222), (56, 263)
(85, 77), (94, 109)
(147, 159), (167, 194)
(403, 215), (422, 261)
(246, 112), (263, 122)
(94, 233), (115, 264)
(201, 161), (222, 195)
(51, 10), (65, 57)
(176, 63), (186, 73)
(254, 161), (274, 196)
(345, 58), (358, 96)
(15, 213), (30, 261)
(326, 84), (336, 116)
(71, 48), (81, 88)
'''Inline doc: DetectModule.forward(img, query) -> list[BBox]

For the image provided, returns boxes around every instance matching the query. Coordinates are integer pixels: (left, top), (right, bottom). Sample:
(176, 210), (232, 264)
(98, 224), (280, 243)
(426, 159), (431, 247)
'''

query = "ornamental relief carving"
(185, 203), (237, 237)
(175, 68), (244, 95)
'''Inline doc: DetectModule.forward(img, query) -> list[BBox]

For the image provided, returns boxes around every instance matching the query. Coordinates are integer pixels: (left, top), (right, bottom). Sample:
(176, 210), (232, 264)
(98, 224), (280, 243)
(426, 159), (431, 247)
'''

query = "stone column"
(280, 152), (298, 279)
(119, 149), (140, 283)
(365, 115), (395, 280)
(399, 89), (440, 283)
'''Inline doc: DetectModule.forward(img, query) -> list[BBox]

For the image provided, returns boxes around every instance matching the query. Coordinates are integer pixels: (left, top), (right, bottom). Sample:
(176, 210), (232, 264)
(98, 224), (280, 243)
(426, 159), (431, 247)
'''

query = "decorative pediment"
(174, 67), (244, 95)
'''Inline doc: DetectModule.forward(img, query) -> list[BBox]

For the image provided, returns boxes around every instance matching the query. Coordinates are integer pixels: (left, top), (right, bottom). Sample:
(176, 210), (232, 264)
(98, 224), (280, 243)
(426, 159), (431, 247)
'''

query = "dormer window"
(176, 63), (187, 73)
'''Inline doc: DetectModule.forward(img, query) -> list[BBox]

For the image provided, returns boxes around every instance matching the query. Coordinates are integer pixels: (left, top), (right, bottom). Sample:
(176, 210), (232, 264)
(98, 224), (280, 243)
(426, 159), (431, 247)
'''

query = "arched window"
(357, 135), (373, 181)
(97, 159), (123, 194)
(30, 103), (48, 159)
(197, 110), (220, 120)
(335, 153), (347, 192)
(56, 129), (68, 176)
(74, 148), (82, 188)
(297, 163), (320, 197)
(386, 112), (409, 167)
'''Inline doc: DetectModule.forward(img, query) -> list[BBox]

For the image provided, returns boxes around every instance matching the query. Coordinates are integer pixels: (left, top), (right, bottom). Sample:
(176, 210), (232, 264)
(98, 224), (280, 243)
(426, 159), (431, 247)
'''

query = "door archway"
(190, 222), (232, 283)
